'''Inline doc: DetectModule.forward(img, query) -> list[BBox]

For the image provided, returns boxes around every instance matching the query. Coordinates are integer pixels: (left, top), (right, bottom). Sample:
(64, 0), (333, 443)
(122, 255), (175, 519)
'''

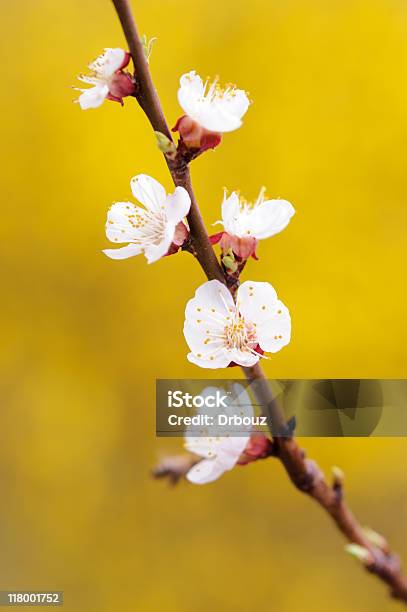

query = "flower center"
(203, 78), (238, 103)
(224, 315), (257, 351)
(125, 207), (167, 247)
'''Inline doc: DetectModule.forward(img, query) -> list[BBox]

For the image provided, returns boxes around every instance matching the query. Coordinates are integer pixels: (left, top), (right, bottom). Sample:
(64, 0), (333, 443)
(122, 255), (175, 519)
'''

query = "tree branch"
(110, 0), (407, 602)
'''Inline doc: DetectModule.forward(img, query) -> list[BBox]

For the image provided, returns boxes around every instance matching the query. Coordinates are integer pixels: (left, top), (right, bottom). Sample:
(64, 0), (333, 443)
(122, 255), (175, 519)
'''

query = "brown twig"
(110, 0), (407, 602)
(152, 453), (201, 485)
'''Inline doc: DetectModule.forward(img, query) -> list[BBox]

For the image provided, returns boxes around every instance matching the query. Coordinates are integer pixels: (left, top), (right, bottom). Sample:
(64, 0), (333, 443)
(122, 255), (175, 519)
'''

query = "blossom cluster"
(77, 48), (295, 483)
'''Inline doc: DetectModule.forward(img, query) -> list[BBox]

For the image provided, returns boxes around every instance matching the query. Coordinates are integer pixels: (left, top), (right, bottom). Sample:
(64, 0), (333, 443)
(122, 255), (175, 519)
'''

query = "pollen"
(224, 315), (257, 351)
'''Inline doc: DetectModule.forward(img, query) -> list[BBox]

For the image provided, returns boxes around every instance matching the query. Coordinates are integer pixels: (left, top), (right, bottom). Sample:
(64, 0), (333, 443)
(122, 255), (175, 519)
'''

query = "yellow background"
(1, 0), (407, 610)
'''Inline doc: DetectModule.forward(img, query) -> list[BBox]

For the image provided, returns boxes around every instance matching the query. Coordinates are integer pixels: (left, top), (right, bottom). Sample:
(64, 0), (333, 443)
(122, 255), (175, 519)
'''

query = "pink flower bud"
(164, 222), (190, 257)
(238, 434), (274, 465)
(173, 221), (189, 246)
(107, 72), (136, 105)
(210, 231), (259, 260)
(172, 115), (222, 153)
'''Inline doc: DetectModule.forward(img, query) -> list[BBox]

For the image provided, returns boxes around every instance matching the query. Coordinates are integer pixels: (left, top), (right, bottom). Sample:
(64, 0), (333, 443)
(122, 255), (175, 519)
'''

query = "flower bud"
(155, 131), (177, 159)
(362, 527), (388, 551)
(222, 249), (238, 273)
(238, 434), (273, 464)
(172, 115), (222, 153)
(345, 544), (374, 565)
(331, 465), (345, 486)
(210, 231), (258, 261)
(107, 71), (136, 105)
(173, 222), (189, 246)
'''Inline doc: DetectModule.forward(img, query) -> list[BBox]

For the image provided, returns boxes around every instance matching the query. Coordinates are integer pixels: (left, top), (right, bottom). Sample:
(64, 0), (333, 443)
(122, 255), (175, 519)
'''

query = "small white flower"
(217, 187), (295, 240)
(177, 70), (250, 133)
(77, 48), (133, 109)
(184, 384), (252, 484)
(184, 279), (291, 369)
(103, 174), (191, 263)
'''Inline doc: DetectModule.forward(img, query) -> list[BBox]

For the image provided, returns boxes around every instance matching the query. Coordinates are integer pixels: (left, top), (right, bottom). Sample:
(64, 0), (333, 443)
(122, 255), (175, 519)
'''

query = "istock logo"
(167, 390), (229, 409)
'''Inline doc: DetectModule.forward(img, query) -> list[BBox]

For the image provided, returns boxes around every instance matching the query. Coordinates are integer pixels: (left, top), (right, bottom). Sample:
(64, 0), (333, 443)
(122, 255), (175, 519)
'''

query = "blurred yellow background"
(1, 0), (407, 610)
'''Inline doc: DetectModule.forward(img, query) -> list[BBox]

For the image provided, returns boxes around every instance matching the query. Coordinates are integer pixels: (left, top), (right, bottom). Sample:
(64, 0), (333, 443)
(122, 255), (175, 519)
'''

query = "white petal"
(187, 351), (231, 369)
(164, 186), (191, 225)
(78, 84), (109, 109)
(105, 202), (141, 243)
(227, 349), (260, 367)
(191, 104), (242, 133)
(185, 280), (234, 327)
(198, 106), (242, 133)
(177, 71), (250, 133)
(143, 223), (175, 264)
(221, 191), (241, 235)
(186, 433), (247, 483)
(184, 280), (236, 367)
(103, 243), (142, 260)
(256, 303), (291, 353)
(186, 458), (227, 484)
(183, 321), (223, 357)
(217, 439), (248, 466)
(177, 71), (205, 118)
(191, 279), (234, 312)
(223, 89), (250, 119)
(130, 174), (167, 212)
(185, 430), (229, 457)
(228, 384), (254, 420)
(184, 282), (232, 352)
(247, 199), (295, 239)
(90, 48), (126, 78)
(179, 71), (205, 96)
(184, 436), (217, 459)
(237, 282), (291, 353)
(237, 281), (278, 325)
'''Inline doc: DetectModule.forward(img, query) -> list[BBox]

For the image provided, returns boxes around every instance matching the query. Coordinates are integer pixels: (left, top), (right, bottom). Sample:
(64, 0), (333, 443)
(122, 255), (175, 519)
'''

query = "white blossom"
(217, 187), (295, 241)
(76, 48), (133, 110)
(103, 174), (190, 263)
(184, 384), (252, 484)
(184, 279), (291, 368)
(177, 70), (250, 133)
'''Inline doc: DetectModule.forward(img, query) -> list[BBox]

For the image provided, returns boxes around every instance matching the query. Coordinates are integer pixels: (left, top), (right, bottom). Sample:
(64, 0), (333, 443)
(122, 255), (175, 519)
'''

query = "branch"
(110, 0), (407, 602)
(152, 453), (200, 485)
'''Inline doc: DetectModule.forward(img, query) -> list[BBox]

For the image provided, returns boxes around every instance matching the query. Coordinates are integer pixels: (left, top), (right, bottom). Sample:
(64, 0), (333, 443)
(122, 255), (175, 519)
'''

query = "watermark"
(167, 389), (230, 409)
(0, 593), (63, 606)
(156, 379), (407, 437)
